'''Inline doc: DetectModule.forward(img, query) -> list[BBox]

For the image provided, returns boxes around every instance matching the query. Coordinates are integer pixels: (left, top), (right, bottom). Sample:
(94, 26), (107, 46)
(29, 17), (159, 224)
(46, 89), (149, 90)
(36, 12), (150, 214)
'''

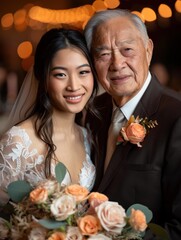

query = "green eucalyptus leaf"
(148, 223), (169, 240)
(7, 180), (32, 203)
(55, 162), (67, 184)
(126, 203), (153, 223)
(37, 218), (67, 229)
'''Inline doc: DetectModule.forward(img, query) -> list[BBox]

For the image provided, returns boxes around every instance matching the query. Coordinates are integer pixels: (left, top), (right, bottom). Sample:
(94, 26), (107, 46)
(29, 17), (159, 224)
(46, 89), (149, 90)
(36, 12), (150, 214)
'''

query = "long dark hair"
(30, 28), (98, 178)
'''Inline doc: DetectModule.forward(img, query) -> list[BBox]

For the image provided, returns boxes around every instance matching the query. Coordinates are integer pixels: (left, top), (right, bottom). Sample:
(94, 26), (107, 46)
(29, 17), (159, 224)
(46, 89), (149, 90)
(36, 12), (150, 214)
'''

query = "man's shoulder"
(163, 86), (181, 102)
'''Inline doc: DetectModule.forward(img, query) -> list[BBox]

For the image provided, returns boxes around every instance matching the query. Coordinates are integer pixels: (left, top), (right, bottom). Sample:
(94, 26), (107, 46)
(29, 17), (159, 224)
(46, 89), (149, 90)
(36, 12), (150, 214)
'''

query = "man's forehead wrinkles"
(94, 39), (134, 53)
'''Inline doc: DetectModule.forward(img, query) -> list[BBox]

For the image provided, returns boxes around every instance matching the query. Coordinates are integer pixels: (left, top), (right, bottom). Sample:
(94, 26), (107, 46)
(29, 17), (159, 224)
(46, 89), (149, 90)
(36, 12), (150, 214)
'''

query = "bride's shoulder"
(1, 117), (34, 141)
(17, 117), (34, 129)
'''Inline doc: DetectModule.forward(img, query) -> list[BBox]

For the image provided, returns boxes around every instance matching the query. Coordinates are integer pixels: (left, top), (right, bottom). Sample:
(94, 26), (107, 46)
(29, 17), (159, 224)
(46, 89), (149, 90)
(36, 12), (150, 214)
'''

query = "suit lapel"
(97, 76), (162, 192)
(98, 142), (132, 192)
(92, 93), (113, 189)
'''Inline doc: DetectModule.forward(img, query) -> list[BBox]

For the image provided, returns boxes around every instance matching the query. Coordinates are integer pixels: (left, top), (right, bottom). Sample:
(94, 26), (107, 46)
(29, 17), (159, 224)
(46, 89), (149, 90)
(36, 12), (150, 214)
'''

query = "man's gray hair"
(84, 9), (149, 50)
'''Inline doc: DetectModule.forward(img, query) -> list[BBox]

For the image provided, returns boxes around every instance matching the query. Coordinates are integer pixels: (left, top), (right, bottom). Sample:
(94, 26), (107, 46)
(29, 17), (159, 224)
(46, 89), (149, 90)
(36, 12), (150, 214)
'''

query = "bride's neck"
(52, 111), (80, 137)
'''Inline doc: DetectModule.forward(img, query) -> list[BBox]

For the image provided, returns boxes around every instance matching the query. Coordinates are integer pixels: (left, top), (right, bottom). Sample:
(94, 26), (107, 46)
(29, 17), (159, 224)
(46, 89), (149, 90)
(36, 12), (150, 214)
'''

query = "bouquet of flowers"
(0, 163), (168, 240)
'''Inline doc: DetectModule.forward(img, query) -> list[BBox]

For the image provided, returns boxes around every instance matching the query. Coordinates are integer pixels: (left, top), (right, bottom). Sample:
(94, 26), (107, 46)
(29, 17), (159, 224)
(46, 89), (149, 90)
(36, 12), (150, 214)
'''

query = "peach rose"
(88, 192), (108, 211)
(29, 187), (48, 204)
(64, 184), (89, 202)
(77, 215), (102, 236)
(48, 232), (66, 240)
(95, 201), (126, 234)
(129, 208), (147, 232)
(121, 123), (146, 147)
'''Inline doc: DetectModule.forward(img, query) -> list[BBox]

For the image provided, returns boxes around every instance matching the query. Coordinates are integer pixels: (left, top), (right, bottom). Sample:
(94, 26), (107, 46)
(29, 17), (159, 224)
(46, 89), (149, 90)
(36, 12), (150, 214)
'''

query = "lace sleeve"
(0, 128), (26, 205)
(0, 126), (45, 206)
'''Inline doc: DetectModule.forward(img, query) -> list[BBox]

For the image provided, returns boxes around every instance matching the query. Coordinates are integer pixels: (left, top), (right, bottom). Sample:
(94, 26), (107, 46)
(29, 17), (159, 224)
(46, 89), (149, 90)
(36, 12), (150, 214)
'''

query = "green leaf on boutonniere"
(126, 203), (153, 223)
(148, 223), (170, 240)
(55, 162), (67, 184)
(7, 180), (32, 203)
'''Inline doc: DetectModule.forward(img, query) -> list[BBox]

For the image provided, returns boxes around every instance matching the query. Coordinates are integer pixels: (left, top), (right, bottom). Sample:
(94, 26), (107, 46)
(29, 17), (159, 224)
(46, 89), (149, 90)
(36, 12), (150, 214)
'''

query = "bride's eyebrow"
(51, 64), (90, 71)
(51, 66), (66, 71)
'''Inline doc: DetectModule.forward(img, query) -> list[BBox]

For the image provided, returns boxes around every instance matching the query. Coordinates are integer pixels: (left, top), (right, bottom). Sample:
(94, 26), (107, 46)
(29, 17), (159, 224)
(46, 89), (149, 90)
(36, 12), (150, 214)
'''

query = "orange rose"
(129, 208), (147, 232)
(88, 192), (108, 203)
(77, 215), (102, 236)
(48, 232), (66, 240)
(88, 192), (108, 210)
(121, 123), (146, 147)
(29, 187), (48, 204)
(64, 184), (89, 202)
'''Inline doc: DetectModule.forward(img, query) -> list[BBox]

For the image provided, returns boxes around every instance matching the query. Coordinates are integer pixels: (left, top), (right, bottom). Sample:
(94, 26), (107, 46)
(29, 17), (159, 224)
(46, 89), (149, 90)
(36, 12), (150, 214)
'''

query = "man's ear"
(146, 39), (154, 66)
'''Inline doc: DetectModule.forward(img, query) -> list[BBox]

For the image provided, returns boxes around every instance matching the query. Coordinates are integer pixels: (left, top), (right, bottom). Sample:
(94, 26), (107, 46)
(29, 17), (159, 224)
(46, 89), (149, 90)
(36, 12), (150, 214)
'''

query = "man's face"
(92, 16), (153, 106)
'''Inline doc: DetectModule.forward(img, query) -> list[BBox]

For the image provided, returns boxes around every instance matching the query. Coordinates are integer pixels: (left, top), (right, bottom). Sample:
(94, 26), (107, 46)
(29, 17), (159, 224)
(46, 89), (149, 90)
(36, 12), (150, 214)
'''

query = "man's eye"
(125, 48), (132, 51)
(100, 52), (111, 57)
(97, 52), (111, 61)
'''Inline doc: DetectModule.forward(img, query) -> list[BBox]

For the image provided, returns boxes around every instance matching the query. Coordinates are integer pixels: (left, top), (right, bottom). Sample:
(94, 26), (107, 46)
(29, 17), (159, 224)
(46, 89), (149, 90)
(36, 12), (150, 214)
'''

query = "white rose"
(38, 179), (60, 195)
(28, 226), (47, 240)
(0, 218), (9, 239)
(50, 195), (76, 221)
(95, 201), (126, 234)
(66, 226), (83, 240)
(87, 233), (112, 240)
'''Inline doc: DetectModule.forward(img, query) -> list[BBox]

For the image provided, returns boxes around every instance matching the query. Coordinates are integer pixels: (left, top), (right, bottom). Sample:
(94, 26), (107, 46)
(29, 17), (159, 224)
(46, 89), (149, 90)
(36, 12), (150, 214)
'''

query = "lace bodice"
(0, 126), (95, 205)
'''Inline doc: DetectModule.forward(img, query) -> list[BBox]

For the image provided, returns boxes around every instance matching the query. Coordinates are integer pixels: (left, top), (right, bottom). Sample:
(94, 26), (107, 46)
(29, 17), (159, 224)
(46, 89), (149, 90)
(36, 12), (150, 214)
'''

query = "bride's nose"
(66, 76), (81, 91)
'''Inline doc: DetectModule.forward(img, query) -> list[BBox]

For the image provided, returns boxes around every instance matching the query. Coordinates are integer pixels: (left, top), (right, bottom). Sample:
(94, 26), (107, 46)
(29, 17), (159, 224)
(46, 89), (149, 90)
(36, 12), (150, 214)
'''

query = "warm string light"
(0, 0), (180, 71)
(28, 0), (121, 26)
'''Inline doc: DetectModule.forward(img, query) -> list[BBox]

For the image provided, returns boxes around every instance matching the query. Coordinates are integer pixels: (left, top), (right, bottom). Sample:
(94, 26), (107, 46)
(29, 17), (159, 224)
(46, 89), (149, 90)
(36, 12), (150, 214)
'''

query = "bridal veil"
(3, 66), (38, 133)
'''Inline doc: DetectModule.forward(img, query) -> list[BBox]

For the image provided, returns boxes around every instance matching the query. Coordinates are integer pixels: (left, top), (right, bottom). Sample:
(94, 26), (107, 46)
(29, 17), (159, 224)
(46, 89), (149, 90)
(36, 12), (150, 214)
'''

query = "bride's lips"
(64, 94), (85, 103)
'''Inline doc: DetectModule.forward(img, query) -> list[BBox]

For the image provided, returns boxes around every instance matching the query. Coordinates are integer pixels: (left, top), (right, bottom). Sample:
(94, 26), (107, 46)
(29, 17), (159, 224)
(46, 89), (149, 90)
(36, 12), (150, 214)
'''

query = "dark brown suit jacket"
(85, 75), (181, 239)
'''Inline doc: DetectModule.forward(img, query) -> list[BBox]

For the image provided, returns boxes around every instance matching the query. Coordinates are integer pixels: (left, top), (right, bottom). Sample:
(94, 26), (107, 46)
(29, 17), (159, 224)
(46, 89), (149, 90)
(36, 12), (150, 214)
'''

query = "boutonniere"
(117, 115), (158, 147)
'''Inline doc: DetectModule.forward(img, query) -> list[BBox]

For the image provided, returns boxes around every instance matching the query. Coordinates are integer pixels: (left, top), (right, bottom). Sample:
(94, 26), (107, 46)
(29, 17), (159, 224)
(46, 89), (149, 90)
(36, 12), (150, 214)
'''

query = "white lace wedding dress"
(0, 126), (96, 205)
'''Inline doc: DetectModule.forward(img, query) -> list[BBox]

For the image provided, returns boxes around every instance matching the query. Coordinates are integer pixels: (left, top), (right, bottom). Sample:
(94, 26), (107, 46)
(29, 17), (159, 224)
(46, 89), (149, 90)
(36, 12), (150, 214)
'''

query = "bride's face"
(48, 47), (94, 114)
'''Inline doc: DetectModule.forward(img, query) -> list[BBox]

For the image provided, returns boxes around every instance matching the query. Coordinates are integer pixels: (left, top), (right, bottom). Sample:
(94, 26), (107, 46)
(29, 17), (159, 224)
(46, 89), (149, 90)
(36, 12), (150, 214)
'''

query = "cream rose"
(87, 233), (112, 240)
(38, 179), (60, 195)
(28, 226), (47, 240)
(50, 195), (76, 221)
(77, 215), (102, 236)
(48, 232), (66, 240)
(121, 123), (146, 147)
(29, 187), (48, 204)
(129, 208), (147, 232)
(95, 201), (126, 234)
(65, 184), (89, 202)
(0, 217), (9, 239)
(66, 226), (83, 240)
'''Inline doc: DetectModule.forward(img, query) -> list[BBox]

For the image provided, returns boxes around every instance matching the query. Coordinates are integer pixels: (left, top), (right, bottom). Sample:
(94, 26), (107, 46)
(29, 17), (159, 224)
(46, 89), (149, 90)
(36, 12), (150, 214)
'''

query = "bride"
(0, 28), (98, 205)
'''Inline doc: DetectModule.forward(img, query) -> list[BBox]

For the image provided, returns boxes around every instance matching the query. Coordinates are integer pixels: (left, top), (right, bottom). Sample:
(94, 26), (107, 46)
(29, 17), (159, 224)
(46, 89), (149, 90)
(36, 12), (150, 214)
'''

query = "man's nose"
(109, 50), (125, 71)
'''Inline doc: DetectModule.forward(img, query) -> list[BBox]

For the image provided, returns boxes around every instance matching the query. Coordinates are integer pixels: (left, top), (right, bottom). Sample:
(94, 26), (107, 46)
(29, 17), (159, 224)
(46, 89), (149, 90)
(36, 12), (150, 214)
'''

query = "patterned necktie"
(104, 108), (125, 172)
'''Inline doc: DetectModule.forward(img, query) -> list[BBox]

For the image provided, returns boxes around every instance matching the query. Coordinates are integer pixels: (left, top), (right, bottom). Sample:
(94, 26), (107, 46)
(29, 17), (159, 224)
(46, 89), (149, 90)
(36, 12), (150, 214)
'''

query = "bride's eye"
(79, 69), (91, 76)
(54, 72), (66, 79)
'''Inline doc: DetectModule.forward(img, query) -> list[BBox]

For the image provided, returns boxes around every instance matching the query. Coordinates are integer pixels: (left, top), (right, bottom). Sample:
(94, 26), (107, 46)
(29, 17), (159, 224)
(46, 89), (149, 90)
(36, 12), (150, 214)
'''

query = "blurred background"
(0, 0), (181, 133)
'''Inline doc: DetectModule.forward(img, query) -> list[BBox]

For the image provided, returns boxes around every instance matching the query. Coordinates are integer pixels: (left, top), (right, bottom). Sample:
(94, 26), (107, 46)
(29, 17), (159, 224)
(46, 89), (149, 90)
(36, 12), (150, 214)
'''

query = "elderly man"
(84, 9), (181, 239)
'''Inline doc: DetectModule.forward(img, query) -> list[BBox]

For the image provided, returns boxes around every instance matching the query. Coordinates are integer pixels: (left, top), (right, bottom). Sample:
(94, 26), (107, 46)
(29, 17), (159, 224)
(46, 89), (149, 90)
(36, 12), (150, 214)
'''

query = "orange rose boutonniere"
(117, 115), (158, 147)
